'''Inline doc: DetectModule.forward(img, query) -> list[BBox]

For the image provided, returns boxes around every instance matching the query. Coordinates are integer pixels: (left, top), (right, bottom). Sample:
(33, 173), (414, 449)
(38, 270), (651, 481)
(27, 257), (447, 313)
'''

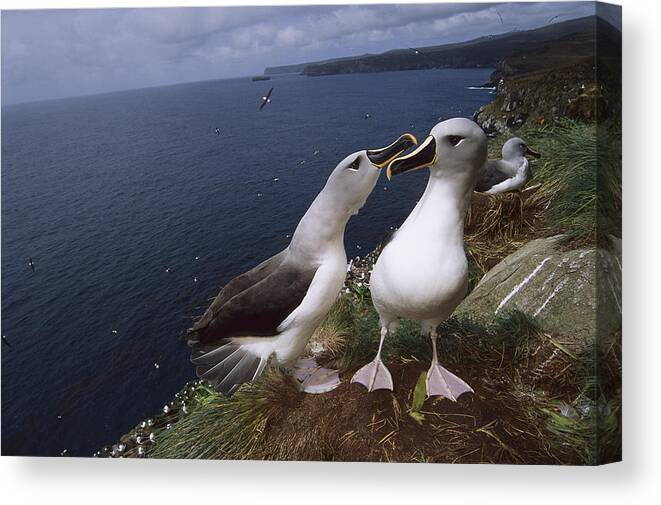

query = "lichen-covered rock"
(455, 235), (621, 350)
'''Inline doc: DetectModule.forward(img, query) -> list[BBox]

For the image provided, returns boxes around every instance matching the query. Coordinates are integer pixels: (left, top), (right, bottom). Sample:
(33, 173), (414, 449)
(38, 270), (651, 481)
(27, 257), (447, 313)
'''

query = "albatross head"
(386, 118), (487, 184)
(324, 133), (417, 215)
(502, 137), (541, 161)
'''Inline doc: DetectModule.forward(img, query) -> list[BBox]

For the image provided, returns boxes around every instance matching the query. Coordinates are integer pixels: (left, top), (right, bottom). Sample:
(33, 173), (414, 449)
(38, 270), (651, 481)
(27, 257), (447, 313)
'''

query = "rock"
(455, 235), (621, 350)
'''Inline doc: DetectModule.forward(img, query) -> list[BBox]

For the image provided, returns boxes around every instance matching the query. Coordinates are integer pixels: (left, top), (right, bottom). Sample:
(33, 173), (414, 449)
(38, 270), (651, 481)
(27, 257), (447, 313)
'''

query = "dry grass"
(465, 190), (548, 273)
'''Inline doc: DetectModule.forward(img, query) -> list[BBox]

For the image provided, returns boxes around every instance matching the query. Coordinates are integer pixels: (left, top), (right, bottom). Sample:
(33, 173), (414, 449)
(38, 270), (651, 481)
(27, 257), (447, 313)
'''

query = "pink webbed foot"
(351, 358), (393, 392)
(290, 357), (341, 394)
(425, 362), (473, 401)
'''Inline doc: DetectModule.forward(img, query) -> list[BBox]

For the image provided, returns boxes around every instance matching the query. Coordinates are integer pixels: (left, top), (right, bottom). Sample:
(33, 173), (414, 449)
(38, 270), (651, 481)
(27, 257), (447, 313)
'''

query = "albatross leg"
(426, 330), (473, 401)
(351, 327), (393, 392)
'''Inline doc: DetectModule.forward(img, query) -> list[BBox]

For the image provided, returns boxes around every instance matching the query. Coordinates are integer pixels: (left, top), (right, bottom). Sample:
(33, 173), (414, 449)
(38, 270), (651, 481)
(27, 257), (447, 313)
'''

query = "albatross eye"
(448, 135), (465, 147)
(346, 157), (361, 171)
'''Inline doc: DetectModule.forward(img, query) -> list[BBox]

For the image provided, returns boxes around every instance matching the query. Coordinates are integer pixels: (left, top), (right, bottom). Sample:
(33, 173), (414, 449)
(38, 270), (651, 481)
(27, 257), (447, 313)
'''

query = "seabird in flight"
(474, 137), (540, 194)
(187, 133), (417, 396)
(28, 257), (35, 272)
(215, 127), (221, 135)
(259, 87), (273, 111)
(352, 118), (487, 400)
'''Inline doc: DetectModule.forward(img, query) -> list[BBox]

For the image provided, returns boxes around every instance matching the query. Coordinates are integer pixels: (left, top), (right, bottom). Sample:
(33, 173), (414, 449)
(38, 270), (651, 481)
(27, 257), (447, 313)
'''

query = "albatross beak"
(386, 135), (437, 180)
(366, 133), (418, 168)
(525, 145), (541, 159)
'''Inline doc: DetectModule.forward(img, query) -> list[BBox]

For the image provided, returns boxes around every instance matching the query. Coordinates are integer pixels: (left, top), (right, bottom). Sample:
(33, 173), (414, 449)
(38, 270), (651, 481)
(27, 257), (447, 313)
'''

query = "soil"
(254, 356), (578, 464)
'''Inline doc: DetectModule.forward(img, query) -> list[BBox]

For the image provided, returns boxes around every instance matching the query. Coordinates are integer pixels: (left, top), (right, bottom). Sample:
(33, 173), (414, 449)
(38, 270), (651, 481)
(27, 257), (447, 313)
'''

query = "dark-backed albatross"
(474, 137), (540, 194)
(351, 118), (487, 400)
(188, 133), (417, 396)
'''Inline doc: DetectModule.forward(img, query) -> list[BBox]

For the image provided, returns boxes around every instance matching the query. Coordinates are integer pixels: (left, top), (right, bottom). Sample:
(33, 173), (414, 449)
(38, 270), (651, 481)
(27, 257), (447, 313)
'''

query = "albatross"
(351, 118), (487, 400)
(259, 87), (273, 111)
(188, 133), (417, 396)
(474, 137), (540, 194)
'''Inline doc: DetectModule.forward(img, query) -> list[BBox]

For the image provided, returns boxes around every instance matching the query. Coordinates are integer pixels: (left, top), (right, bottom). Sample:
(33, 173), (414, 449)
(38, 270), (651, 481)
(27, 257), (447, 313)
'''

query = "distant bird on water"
(28, 257), (35, 272)
(215, 127), (221, 135)
(352, 118), (487, 400)
(259, 87), (273, 111)
(2, 335), (12, 348)
(187, 133), (417, 396)
(474, 137), (540, 194)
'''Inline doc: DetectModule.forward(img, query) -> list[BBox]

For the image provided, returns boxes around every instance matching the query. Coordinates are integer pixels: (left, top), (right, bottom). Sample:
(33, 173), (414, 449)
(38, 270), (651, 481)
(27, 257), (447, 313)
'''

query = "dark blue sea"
(1, 68), (493, 457)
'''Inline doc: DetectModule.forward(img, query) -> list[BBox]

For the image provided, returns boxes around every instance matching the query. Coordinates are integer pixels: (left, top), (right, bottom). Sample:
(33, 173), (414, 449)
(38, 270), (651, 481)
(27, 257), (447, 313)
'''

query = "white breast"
(371, 231), (468, 323)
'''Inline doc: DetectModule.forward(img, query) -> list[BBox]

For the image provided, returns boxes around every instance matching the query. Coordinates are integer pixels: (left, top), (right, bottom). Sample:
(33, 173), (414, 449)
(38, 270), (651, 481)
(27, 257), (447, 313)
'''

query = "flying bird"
(259, 87), (274, 111)
(352, 118), (487, 400)
(28, 257), (35, 272)
(187, 133), (417, 396)
(215, 128), (221, 135)
(475, 137), (540, 194)
(2, 335), (12, 348)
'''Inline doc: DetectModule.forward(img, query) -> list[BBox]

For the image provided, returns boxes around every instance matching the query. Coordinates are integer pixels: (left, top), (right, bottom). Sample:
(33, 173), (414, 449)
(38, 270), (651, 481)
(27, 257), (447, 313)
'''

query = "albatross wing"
(474, 160), (510, 193)
(188, 250), (318, 395)
(190, 249), (287, 333)
(190, 258), (317, 343)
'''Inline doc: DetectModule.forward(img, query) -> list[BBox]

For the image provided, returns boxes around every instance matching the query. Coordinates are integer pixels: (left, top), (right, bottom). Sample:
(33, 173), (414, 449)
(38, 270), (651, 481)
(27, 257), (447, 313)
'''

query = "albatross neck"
(289, 188), (352, 259)
(404, 170), (474, 247)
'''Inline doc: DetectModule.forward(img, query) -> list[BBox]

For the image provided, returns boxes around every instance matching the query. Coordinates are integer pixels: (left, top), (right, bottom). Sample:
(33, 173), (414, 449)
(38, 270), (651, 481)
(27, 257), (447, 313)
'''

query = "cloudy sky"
(1, 2), (618, 105)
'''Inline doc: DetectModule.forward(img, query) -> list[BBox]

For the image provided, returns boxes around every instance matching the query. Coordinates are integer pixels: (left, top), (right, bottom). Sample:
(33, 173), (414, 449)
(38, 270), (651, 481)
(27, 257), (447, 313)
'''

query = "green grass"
(510, 119), (621, 240)
(148, 370), (298, 460)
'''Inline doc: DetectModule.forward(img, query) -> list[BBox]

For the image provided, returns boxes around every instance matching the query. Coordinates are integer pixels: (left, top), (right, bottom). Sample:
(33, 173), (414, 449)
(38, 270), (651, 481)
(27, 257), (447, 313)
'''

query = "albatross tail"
(189, 339), (268, 396)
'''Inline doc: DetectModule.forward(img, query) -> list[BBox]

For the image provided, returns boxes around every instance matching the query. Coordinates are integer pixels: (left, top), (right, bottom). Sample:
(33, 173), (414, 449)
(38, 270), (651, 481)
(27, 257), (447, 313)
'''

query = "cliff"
(473, 16), (621, 133)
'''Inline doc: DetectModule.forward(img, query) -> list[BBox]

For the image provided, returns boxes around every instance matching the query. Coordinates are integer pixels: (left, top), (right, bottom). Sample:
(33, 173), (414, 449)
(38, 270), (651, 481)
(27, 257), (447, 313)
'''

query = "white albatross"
(351, 118), (487, 400)
(187, 133), (417, 396)
(474, 137), (540, 194)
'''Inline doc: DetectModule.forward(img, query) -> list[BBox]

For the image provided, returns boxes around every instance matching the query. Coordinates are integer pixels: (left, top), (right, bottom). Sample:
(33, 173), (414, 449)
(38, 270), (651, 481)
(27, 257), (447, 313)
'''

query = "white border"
(2, 1), (660, 504)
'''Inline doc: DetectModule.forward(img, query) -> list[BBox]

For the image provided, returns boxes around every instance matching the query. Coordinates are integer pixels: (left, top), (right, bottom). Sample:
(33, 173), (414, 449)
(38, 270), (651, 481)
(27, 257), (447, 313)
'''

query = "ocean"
(1, 68), (493, 457)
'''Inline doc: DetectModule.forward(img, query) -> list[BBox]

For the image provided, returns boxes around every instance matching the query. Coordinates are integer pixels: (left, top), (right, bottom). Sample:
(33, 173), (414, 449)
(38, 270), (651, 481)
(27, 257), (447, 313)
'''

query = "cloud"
(1, 2), (601, 105)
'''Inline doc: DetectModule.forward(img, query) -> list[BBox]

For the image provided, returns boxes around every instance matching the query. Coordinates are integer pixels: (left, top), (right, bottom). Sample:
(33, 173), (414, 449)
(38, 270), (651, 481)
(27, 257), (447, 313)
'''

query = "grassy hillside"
(100, 120), (621, 464)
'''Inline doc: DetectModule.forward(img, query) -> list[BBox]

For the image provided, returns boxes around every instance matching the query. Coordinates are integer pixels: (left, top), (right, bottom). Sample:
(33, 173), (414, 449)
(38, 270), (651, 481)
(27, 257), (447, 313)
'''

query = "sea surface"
(1, 68), (493, 457)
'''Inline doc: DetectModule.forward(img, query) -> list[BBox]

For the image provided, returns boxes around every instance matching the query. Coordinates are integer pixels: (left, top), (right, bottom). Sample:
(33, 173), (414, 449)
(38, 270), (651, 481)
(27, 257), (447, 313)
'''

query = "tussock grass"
(149, 370), (299, 460)
(305, 294), (355, 359)
(124, 301), (619, 464)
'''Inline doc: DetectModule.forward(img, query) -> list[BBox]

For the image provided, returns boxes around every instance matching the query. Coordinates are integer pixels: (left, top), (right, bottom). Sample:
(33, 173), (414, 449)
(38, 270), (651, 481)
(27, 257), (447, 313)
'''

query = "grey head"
(386, 118), (488, 186)
(320, 133), (417, 216)
(502, 137), (541, 161)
